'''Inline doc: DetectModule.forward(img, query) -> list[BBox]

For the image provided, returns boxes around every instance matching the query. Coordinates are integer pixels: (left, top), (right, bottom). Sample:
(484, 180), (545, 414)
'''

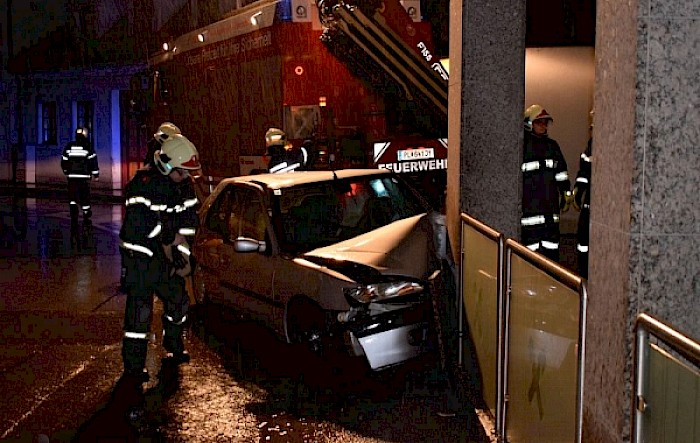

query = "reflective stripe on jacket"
(119, 167), (200, 258)
(62, 140), (99, 179)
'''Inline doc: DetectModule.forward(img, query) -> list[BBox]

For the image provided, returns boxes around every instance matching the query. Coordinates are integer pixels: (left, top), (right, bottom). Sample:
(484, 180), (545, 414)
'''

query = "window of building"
(39, 101), (57, 145)
(77, 101), (94, 143)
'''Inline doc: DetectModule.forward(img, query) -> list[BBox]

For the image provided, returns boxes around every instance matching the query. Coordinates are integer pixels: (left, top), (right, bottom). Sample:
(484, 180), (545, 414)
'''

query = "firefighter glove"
(560, 190), (573, 213)
(169, 245), (188, 270)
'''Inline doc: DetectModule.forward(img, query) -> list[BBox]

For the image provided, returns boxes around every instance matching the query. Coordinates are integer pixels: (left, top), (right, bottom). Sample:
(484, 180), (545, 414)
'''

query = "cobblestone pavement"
(0, 194), (489, 442)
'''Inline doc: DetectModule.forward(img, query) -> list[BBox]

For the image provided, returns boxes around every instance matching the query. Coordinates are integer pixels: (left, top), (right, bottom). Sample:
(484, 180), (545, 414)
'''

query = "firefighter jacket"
(119, 167), (200, 259)
(573, 138), (592, 210)
(521, 131), (571, 224)
(269, 146), (309, 173)
(267, 144), (288, 173)
(61, 137), (99, 179)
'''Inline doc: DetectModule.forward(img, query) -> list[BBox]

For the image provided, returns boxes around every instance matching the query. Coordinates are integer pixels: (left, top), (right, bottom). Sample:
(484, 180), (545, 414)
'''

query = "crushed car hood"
(303, 214), (433, 279)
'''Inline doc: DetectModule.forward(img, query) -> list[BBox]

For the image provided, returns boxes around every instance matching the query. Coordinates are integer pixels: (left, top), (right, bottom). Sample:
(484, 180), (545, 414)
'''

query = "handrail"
(636, 313), (700, 366)
(505, 238), (584, 289)
(633, 313), (700, 443)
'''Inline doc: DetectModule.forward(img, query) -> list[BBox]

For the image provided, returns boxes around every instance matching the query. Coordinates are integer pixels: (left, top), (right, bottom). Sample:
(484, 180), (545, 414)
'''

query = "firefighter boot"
(162, 314), (190, 364)
(69, 204), (80, 231)
(122, 337), (150, 383)
(69, 203), (79, 220)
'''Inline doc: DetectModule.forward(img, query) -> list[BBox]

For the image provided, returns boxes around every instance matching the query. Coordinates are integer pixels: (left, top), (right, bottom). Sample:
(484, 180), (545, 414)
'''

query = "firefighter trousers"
(521, 220), (561, 263)
(576, 206), (590, 278)
(67, 178), (92, 219)
(121, 251), (190, 373)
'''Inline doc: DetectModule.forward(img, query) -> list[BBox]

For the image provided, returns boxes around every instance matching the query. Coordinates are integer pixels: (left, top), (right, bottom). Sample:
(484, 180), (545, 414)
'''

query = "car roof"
(218, 169), (394, 190)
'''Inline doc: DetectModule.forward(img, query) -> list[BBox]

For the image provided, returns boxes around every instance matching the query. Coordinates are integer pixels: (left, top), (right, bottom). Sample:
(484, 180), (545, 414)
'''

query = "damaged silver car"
(192, 169), (451, 370)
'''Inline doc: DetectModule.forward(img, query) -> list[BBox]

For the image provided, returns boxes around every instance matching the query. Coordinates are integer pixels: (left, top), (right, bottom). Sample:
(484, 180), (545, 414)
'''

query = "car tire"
(285, 297), (326, 354)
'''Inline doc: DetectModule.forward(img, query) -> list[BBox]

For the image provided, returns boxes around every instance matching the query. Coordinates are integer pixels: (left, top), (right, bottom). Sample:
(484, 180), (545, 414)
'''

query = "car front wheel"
(285, 297), (326, 354)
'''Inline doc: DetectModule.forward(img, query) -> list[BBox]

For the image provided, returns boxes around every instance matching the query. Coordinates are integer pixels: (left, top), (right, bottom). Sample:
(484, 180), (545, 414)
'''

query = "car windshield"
(272, 174), (428, 254)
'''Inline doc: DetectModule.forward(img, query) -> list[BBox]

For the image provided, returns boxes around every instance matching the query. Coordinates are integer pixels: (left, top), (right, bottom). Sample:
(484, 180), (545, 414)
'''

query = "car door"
(195, 184), (236, 307)
(216, 185), (278, 327)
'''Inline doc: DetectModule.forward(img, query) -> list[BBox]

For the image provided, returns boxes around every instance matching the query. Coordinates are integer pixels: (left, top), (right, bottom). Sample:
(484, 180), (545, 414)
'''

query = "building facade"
(447, 0), (700, 441)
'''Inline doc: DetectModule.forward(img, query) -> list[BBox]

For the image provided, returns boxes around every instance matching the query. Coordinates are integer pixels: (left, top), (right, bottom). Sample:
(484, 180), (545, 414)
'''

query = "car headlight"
(344, 281), (425, 304)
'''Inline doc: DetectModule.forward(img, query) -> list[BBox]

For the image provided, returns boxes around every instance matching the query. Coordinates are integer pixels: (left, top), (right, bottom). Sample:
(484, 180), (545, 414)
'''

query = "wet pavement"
(0, 190), (489, 443)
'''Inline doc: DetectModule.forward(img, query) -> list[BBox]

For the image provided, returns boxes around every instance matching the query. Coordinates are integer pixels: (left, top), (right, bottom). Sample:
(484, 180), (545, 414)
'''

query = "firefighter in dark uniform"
(119, 134), (200, 383)
(61, 127), (99, 222)
(573, 136), (592, 278)
(143, 122), (181, 167)
(265, 127), (310, 173)
(521, 105), (572, 262)
(265, 127), (290, 173)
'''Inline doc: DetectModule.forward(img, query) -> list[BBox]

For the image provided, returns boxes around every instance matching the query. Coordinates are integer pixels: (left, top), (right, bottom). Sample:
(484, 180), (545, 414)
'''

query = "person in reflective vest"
(265, 128), (309, 173)
(521, 105), (572, 262)
(61, 127), (99, 221)
(119, 134), (200, 383)
(573, 137), (592, 278)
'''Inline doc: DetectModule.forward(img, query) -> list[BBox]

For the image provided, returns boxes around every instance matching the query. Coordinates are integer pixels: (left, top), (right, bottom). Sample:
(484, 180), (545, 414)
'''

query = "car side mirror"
(233, 237), (267, 253)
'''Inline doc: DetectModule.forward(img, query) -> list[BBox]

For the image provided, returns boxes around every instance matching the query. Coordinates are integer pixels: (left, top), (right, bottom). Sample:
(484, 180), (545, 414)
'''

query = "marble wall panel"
(639, 18), (700, 235)
(637, 234), (700, 338)
(457, 0), (524, 241)
(446, 0), (463, 264)
(586, 0), (640, 440)
(649, 0), (700, 17)
(585, 223), (631, 442)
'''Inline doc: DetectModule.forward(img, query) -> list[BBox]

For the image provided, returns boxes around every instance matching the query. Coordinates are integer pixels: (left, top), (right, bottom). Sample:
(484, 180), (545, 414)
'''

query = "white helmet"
(523, 104), (553, 132)
(154, 122), (181, 145)
(154, 134), (201, 175)
(265, 127), (287, 148)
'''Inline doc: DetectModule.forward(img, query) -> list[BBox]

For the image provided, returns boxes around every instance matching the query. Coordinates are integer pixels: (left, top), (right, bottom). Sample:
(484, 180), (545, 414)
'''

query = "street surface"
(0, 194), (488, 442)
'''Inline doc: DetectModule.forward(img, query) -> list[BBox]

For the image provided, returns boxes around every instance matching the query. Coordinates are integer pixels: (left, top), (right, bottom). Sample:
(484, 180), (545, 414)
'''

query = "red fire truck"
(131, 0), (448, 188)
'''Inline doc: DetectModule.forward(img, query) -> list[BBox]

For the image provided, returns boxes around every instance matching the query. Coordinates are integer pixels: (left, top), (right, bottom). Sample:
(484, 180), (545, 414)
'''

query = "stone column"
(446, 0), (525, 259)
(588, 0), (700, 441)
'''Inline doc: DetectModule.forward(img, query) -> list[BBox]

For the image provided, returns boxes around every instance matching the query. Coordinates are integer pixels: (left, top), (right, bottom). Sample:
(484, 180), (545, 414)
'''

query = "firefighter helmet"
(265, 127), (287, 148)
(523, 104), (553, 132)
(76, 127), (89, 138)
(154, 122), (181, 145)
(154, 134), (201, 175)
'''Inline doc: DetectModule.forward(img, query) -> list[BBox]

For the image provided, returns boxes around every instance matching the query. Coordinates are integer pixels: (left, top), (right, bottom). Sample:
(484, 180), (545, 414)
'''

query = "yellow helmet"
(76, 127), (89, 138)
(154, 122), (181, 145)
(265, 127), (287, 148)
(523, 104), (553, 131)
(154, 134), (201, 175)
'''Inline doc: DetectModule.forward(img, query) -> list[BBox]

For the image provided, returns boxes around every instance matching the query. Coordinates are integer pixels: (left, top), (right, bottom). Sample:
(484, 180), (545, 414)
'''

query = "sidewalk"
(0, 180), (123, 204)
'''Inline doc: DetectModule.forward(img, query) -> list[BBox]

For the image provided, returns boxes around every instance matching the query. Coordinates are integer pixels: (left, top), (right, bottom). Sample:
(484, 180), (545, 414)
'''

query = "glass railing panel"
(461, 217), (502, 419)
(645, 343), (700, 443)
(505, 249), (582, 443)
